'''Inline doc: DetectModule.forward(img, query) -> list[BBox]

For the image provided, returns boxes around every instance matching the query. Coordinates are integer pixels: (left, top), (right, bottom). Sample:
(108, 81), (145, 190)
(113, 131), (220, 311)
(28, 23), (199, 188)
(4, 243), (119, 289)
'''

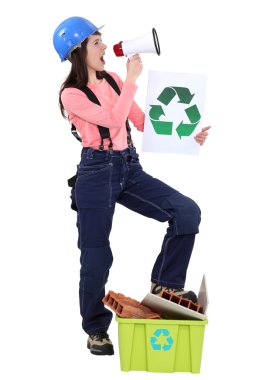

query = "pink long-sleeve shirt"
(61, 71), (145, 151)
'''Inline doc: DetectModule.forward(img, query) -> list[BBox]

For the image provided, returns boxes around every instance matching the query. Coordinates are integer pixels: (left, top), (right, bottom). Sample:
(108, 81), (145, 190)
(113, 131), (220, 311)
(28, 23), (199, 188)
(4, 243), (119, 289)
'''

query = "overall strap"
(78, 86), (113, 151)
(103, 73), (134, 148)
(70, 84), (112, 151)
(103, 72), (121, 95)
(71, 72), (134, 150)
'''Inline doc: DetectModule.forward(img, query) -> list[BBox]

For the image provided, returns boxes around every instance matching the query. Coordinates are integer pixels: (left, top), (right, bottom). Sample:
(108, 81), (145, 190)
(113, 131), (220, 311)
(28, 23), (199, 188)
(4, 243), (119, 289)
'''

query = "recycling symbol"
(150, 329), (174, 351)
(149, 86), (201, 138)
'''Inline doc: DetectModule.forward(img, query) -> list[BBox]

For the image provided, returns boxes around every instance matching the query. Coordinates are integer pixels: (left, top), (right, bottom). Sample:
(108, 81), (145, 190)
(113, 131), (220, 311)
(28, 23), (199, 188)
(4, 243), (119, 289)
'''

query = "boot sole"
(87, 341), (114, 356)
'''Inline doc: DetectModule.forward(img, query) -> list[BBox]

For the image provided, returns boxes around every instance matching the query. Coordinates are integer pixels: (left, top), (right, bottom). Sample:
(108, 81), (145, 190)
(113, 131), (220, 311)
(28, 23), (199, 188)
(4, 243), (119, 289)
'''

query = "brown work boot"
(151, 283), (197, 303)
(87, 332), (114, 356)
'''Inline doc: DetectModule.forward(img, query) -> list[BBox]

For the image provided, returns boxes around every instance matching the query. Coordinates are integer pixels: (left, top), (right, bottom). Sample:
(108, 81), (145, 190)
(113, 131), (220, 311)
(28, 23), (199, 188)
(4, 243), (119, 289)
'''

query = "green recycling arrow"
(149, 86), (201, 138)
(176, 104), (201, 138)
(149, 105), (165, 119)
(158, 87), (194, 105)
(149, 105), (173, 135)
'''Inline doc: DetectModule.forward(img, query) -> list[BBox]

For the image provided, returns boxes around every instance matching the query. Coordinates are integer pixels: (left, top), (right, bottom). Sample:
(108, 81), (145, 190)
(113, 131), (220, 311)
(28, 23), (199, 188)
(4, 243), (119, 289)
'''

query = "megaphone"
(113, 28), (161, 58)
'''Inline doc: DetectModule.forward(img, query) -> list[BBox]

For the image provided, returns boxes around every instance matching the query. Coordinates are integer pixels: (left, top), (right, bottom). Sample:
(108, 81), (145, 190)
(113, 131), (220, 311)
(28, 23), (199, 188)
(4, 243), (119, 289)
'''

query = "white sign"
(142, 70), (207, 155)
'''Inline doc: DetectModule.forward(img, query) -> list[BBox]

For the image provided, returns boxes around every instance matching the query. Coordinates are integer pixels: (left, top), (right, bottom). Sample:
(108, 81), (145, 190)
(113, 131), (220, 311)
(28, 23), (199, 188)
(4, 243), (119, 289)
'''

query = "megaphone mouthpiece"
(113, 28), (161, 58)
(113, 41), (124, 57)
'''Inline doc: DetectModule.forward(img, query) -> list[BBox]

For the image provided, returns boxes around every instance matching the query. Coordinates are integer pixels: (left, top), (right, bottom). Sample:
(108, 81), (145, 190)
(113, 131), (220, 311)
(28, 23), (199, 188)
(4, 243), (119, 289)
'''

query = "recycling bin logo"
(150, 328), (174, 351)
(149, 86), (201, 138)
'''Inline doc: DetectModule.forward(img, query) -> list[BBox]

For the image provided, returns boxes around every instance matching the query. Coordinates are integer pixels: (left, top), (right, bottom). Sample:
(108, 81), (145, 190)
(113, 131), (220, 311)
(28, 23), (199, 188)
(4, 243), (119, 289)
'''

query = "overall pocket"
(75, 163), (113, 209)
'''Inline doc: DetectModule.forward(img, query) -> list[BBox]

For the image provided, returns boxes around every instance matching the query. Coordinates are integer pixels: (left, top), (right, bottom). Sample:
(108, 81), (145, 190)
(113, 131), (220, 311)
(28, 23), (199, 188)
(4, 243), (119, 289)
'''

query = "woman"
(53, 16), (210, 356)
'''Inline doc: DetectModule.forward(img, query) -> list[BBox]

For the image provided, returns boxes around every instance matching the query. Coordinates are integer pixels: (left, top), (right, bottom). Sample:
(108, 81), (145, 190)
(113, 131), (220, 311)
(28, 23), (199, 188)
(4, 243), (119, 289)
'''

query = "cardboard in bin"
(141, 275), (208, 320)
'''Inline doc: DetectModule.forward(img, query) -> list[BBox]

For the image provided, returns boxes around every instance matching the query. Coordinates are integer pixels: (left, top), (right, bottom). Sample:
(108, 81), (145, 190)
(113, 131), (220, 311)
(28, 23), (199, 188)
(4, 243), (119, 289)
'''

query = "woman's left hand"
(194, 126), (211, 145)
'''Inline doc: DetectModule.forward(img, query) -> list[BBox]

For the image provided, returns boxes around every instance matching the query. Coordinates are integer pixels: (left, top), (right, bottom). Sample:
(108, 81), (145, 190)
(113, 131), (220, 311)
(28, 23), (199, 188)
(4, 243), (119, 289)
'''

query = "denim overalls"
(71, 146), (201, 335)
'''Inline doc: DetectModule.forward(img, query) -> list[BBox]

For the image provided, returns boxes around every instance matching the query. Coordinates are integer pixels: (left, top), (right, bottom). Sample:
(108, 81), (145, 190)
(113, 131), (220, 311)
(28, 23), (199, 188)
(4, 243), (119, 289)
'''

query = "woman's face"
(86, 34), (107, 73)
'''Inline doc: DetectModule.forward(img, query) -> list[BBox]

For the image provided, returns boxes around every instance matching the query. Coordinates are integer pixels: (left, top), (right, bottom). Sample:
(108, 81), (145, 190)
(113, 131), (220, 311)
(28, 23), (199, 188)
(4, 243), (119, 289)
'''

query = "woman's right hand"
(126, 54), (143, 83)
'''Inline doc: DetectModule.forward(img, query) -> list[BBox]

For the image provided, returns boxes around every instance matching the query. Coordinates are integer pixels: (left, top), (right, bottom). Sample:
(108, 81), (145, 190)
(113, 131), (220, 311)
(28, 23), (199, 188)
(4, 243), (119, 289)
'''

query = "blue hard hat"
(53, 16), (104, 61)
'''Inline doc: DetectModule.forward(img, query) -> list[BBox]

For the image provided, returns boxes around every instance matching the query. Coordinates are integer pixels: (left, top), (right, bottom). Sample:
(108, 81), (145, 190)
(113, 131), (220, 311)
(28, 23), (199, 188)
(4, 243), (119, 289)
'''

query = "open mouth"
(100, 55), (105, 64)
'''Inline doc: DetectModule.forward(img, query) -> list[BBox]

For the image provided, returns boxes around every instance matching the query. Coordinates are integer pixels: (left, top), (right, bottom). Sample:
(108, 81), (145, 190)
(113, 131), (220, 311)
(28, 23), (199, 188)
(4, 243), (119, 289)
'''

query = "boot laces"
(91, 332), (109, 342)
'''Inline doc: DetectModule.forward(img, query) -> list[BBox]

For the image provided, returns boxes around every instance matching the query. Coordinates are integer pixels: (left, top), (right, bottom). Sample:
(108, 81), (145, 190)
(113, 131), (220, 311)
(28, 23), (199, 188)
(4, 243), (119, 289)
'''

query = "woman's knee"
(168, 193), (201, 235)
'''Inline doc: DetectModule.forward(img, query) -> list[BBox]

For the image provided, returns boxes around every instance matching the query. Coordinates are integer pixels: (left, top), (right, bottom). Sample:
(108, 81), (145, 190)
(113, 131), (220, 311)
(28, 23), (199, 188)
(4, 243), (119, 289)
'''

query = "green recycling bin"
(116, 316), (208, 373)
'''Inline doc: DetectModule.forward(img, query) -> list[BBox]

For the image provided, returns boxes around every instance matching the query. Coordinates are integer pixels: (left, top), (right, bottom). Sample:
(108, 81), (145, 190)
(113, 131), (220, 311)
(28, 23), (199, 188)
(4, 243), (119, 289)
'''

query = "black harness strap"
(78, 85), (113, 151)
(71, 124), (82, 142)
(70, 72), (134, 150)
(103, 73), (134, 149)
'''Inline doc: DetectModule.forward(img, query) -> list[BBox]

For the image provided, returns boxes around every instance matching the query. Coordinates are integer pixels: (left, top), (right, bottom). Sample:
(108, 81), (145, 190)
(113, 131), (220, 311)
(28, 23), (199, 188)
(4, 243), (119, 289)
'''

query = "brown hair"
(59, 32), (105, 118)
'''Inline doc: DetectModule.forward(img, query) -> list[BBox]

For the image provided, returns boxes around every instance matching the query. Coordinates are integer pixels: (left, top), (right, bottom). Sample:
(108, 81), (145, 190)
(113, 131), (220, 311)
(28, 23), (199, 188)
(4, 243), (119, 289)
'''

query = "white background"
(1, 0), (252, 379)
